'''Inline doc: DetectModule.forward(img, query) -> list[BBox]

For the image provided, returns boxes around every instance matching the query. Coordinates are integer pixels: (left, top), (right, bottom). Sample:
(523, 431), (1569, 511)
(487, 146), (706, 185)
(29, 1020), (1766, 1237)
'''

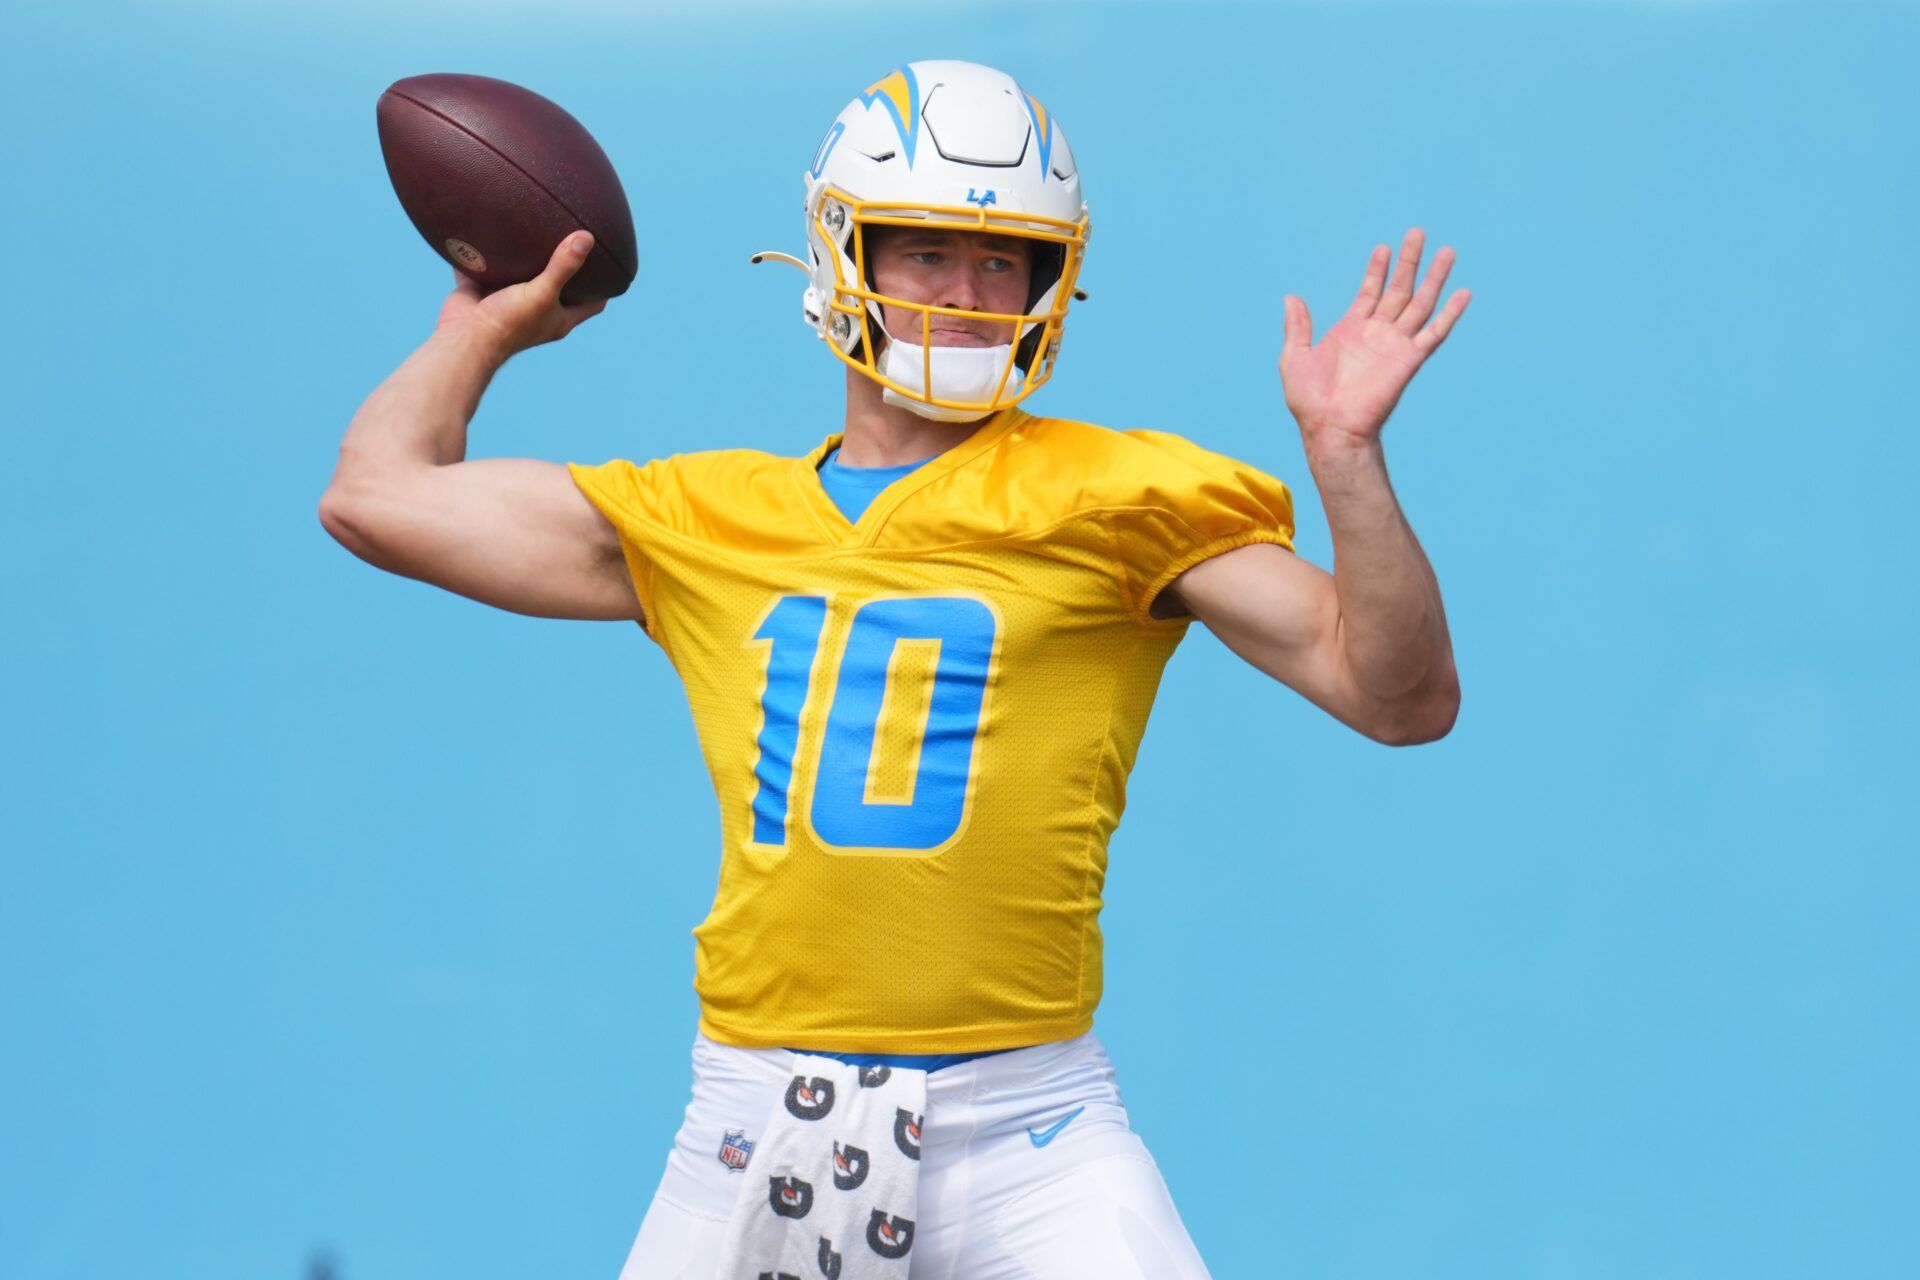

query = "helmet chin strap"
(880, 387), (1002, 425)
(876, 334), (1025, 423)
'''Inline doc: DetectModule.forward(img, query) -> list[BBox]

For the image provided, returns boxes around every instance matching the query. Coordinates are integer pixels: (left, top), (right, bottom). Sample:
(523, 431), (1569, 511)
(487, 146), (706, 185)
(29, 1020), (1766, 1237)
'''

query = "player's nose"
(936, 292), (981, 316)
(938, 265), (983, 313)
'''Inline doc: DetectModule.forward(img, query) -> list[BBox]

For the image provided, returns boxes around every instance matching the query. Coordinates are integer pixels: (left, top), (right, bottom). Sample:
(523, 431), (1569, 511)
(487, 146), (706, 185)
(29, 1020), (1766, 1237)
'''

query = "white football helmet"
(755, 60), (1090, 421)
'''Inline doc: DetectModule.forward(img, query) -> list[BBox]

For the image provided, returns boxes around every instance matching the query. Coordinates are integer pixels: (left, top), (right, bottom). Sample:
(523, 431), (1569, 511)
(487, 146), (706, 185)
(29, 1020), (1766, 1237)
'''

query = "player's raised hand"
(436, 232), (608, 357)
(1279, 229), (1469, 454)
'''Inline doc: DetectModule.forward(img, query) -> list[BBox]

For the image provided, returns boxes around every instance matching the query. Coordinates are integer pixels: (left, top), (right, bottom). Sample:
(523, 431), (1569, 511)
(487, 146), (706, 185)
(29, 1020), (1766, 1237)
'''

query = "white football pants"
(617, 1027), (1212, 1278)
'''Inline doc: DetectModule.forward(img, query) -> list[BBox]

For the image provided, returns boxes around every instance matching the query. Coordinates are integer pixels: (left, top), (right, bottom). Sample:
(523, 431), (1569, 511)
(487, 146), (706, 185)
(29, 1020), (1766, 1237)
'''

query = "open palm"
(1279, 229), (1470, 451)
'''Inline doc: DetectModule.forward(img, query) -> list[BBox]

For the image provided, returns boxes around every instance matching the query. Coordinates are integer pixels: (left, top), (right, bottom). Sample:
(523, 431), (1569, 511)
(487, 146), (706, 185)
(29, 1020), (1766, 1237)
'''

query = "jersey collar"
(793, 407), (1028, 546)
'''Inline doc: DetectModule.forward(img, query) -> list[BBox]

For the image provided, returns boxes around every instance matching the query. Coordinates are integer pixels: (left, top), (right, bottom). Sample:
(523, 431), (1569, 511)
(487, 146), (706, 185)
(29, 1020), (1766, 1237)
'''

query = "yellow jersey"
(567, 405), (1294, 1052)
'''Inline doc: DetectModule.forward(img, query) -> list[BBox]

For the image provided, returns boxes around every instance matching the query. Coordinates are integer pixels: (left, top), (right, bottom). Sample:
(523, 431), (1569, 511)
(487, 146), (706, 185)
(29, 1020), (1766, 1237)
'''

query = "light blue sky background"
(2, 2), (1914, 1277)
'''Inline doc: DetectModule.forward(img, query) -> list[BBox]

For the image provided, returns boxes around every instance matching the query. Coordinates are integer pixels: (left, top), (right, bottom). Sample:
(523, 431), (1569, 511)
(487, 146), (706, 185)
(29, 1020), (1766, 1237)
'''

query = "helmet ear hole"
(1026, 243), (1065, 314)
(1014, 241), (1067, 371)
(855, 225), (891, 361)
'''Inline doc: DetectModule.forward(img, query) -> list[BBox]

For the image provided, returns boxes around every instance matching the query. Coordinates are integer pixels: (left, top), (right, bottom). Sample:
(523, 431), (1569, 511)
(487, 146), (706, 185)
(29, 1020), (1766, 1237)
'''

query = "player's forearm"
(331, 321), (511, 481)
(1307, 438), (1458, 734)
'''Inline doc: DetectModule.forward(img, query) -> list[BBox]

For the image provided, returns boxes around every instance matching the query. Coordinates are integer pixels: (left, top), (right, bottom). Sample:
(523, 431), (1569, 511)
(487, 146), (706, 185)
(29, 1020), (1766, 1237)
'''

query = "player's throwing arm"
(318, 235), (640, 622)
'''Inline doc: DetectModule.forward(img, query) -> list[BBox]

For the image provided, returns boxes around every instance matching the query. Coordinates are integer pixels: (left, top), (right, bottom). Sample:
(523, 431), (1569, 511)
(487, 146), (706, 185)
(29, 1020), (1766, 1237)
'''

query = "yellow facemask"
(813, 188), (1090, 418)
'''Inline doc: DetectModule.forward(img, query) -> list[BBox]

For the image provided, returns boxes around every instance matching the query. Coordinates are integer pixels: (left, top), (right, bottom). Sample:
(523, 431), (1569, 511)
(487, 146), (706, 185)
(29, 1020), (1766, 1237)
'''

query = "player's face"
(866, 226), (1033, 347)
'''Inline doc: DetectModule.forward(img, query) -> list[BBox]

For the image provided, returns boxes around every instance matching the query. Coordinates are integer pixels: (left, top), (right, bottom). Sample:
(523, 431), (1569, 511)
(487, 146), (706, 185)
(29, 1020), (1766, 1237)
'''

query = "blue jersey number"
(748, 594), (997, 853)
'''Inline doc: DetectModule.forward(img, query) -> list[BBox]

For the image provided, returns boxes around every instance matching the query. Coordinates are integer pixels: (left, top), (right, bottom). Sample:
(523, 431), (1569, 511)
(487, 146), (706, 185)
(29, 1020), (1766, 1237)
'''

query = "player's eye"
(984, 256), (1016, 272)
(908, 250), (944, 265)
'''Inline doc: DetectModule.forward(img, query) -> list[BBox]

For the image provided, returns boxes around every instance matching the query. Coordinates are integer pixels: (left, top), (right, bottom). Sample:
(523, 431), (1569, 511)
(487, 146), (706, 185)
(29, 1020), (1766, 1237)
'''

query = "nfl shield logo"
(717, 1128), (754, 1172)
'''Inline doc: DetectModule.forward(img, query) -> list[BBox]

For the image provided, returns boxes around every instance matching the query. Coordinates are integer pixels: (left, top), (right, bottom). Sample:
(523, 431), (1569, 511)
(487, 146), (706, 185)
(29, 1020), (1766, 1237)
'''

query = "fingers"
(1375, 228), (1425, 322)
(534, 231), (595, 299)
(1398, 244), (1456, 334)
(1413, 288), (1471, 354)
(1281, 295), (1313, 364)
(1345, 244), (1391, 320)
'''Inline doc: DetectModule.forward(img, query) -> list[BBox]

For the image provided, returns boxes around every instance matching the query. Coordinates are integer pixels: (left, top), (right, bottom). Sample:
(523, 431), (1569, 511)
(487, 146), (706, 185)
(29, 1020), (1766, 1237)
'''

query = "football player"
(321, 59), (1465, 1278)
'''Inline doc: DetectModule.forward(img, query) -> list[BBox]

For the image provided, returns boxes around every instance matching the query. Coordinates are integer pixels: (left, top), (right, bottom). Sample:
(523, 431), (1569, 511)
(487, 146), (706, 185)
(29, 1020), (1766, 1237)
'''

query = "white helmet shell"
(791, 60), (1091, 417)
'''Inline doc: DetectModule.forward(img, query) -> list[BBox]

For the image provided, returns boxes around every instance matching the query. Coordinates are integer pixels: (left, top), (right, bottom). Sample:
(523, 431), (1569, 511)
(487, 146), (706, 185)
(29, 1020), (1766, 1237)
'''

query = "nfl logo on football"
(717, 1128), (754, 1172)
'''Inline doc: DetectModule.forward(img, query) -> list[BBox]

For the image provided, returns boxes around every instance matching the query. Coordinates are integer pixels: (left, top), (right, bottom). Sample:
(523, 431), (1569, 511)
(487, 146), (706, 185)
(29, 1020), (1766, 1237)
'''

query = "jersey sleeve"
(1108, 428), (1297, 626)
(566, 457), (671, 645)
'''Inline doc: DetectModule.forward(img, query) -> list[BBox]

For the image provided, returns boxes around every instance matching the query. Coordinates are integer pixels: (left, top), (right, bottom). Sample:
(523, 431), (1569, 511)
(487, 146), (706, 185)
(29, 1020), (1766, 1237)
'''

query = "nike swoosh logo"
(1027, 1105), (1085, 1148)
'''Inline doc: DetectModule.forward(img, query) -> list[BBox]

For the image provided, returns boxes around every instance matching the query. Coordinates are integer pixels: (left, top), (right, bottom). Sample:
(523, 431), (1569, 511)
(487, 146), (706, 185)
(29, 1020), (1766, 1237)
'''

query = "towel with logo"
(716, 1055), (928, 1279)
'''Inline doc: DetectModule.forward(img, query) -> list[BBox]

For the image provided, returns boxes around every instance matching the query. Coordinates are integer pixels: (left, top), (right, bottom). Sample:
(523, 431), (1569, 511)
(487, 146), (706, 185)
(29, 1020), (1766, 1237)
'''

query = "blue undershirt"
(815, 444), (936, 525)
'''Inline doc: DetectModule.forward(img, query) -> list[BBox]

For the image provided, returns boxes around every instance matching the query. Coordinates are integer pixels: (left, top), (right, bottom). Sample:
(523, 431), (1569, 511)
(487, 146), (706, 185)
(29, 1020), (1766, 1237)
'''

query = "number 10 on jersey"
(746, 593), (1000, 855)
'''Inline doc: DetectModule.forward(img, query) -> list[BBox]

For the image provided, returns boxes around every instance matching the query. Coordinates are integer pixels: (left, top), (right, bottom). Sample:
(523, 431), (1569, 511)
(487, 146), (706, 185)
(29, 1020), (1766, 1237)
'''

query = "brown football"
(377, 73), (637, 305)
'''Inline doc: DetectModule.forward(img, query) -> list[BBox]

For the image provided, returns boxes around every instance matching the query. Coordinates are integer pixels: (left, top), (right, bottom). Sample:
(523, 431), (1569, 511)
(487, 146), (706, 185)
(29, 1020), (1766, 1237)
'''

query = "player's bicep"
(325, 458), (644, 622)
(1167, 542), (1385, 738)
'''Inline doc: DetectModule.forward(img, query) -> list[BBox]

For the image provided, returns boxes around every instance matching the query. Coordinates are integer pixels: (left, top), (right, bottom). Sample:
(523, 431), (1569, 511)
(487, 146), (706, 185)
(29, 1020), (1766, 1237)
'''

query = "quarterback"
(322, 60), (1466, 1279)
